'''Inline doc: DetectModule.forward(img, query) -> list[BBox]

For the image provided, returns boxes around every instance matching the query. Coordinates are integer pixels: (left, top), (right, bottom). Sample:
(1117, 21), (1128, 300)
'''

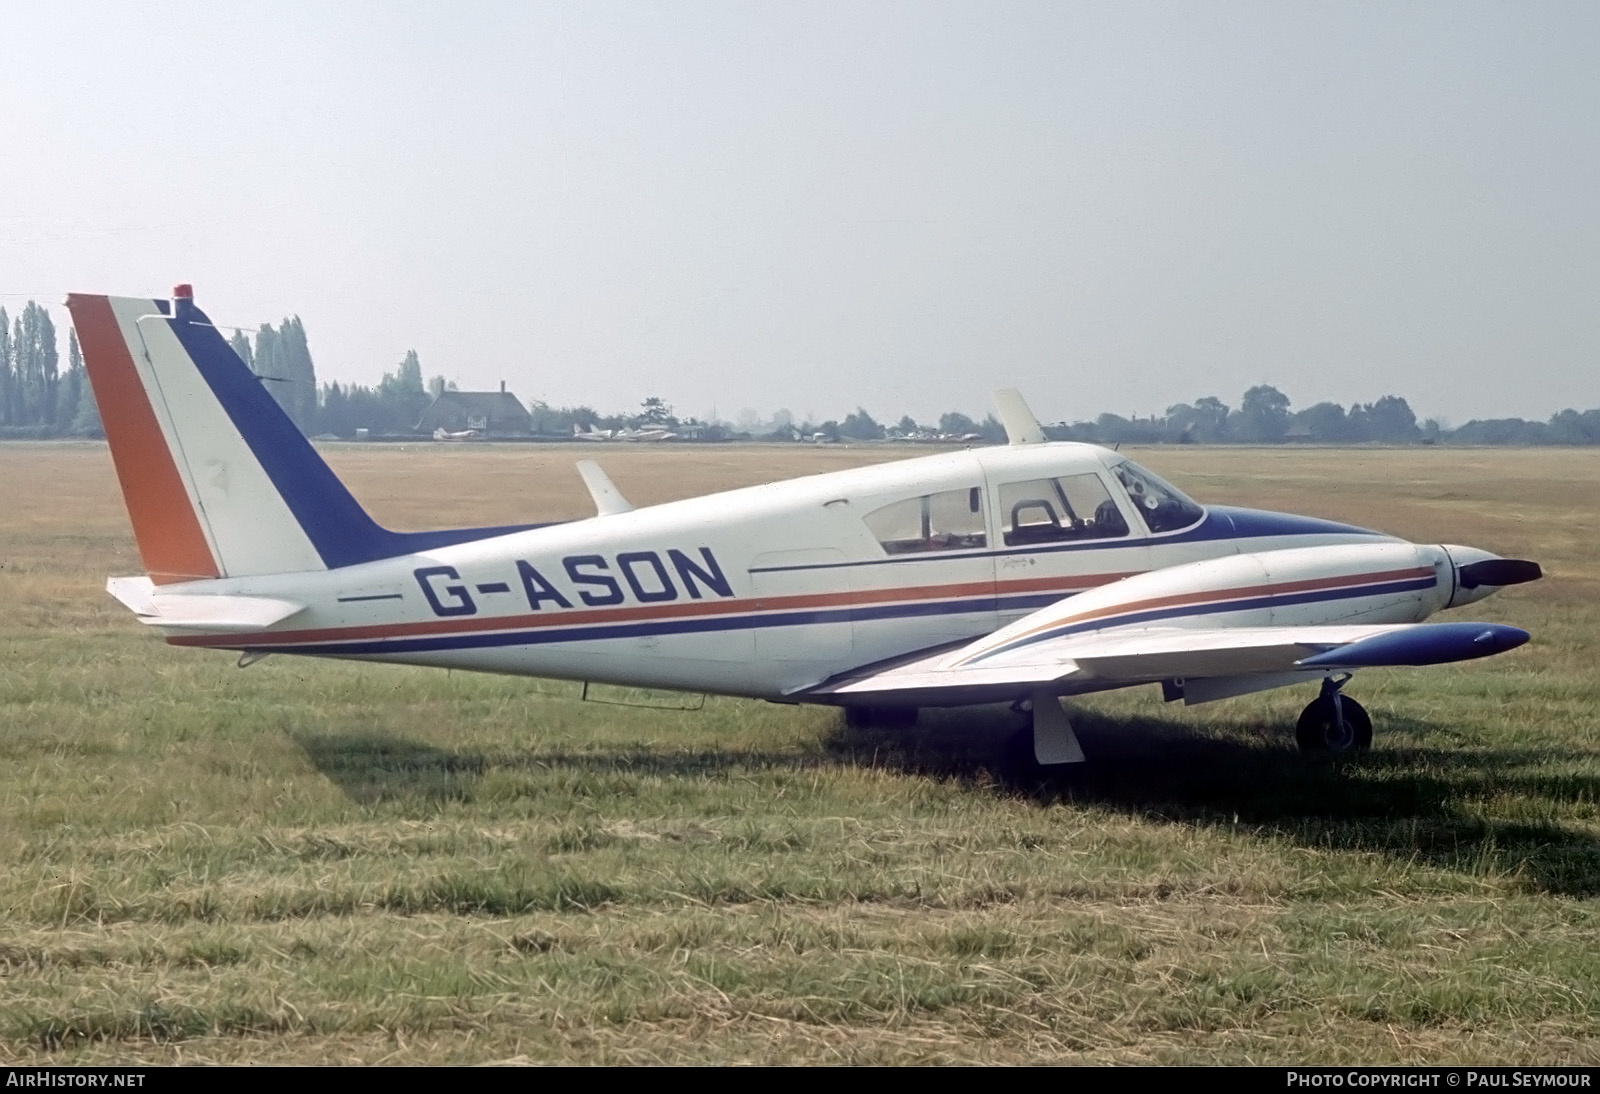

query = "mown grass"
(0, 441), (1596, 1064)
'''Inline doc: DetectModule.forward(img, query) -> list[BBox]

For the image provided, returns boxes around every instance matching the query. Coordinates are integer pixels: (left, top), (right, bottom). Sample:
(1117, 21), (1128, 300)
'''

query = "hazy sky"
(4, 2), (1596, 426)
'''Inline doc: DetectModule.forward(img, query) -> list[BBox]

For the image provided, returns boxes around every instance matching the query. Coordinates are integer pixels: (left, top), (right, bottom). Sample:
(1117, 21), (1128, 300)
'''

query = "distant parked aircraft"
(614, 426), (677, 442)
(889, 430), (983, 444)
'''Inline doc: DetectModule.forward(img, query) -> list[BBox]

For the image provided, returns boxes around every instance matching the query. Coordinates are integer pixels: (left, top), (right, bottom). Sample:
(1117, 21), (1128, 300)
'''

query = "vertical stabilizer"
(68, 287), (412, 582)
(575, 460), (634, 516)
(993, 388), (1046, 445)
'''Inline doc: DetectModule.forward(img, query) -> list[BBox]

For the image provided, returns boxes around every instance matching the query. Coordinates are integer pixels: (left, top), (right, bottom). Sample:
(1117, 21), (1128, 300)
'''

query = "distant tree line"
(2, 298), (1597, 445)
(1049, 385), (1600, 446)
(1050, 386), (1436, 445)
(532, 384), (1600, 447)
(0, 304), (100, 437)
(229, 323), (454, 437)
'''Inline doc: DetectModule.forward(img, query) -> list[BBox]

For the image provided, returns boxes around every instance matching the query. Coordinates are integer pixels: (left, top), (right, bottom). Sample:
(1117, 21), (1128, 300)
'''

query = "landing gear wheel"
(1296, 694), (1372, 753)
(843, 706), (919, 730)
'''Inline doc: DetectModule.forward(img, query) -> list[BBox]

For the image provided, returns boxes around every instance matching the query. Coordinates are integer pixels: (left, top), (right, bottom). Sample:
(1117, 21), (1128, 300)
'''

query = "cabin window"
(864, 487), (987, 554)
(1111, 460), (1205, 533)
(998, 474), (1130, 546)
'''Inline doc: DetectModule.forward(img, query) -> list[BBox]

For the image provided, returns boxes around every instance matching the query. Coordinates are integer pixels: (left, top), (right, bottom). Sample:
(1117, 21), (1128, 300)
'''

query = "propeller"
(1457, 558), (1542, 589)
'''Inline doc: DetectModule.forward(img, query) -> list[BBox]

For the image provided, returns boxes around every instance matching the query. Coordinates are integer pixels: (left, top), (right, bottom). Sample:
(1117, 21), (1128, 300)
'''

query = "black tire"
(843, 706), (919, 730)
(1296, 694), (1373, 753)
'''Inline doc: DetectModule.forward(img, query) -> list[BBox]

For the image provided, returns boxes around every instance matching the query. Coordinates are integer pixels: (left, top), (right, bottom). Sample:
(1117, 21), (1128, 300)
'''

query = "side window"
(999, 474), (1129, 546)
(864, 486), (987, 555)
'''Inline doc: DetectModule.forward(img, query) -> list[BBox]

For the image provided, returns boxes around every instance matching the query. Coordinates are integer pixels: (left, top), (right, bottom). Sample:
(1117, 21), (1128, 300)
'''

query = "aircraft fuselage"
(158, 442), (1401, 701)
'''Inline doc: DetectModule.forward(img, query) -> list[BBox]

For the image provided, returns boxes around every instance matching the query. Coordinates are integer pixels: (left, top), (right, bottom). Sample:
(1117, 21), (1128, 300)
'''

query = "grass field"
(1, 441), (1596, 1064)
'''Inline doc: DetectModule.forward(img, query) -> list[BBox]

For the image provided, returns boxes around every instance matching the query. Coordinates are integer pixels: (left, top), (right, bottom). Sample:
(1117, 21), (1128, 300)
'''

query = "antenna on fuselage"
(576, 460), (634, 516)
(992, 388), (1046, 445)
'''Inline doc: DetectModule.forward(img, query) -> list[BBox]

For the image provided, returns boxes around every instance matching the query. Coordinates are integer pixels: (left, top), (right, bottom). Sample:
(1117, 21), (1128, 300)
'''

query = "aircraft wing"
(799, 620), (1529, 708)
(800, 543), (1531, 708)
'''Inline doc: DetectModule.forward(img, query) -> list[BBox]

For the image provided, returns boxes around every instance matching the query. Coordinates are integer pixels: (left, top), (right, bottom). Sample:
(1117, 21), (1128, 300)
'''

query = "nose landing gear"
(1296, 674), (1372, 753)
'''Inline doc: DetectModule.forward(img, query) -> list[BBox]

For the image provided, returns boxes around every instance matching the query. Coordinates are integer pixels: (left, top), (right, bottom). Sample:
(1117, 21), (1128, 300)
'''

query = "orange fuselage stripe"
(165, 570), (1142, 648)
(66, 295), (218, 584)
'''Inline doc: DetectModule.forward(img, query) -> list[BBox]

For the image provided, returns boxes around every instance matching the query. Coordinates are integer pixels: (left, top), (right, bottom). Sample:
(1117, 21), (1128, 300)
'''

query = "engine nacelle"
(971, 542), (1454, 662)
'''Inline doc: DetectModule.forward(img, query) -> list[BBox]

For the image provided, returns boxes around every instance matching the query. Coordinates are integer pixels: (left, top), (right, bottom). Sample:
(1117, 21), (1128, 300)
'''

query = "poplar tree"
(228, 330), (254, 371)
(57, 329), (83, 432)
(66, 329), (101, 435)
(13, 303), (58, 429)
(273, 316), (310, 427)
(251, 322), (290, 422)
(0, 307), (11, 425)
(246, 317), (317, 431)
(394, 348), (424, 396)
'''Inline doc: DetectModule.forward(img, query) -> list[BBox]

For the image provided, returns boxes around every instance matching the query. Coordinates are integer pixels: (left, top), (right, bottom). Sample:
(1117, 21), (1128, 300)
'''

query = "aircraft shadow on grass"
(832, 706), (1600, 898)
(295, 708), (1600, 899)
(293, 730), (819, 804)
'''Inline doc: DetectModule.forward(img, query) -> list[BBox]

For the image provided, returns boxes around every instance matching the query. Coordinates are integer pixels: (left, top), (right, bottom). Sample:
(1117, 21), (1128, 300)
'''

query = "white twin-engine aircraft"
(68, 286), (1542, 766)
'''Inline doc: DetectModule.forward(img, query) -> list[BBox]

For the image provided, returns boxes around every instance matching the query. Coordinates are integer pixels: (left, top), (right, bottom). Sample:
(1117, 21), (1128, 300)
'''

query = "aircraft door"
(750, 548), (856, 663)
(985, 466), (1151, 628)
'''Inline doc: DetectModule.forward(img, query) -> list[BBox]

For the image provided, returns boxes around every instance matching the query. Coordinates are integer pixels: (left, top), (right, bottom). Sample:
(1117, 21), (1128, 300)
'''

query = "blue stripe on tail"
(166, 298), (547, 569)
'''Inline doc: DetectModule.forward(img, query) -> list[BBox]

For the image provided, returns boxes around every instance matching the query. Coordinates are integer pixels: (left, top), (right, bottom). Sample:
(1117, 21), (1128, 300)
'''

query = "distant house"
(414, 383), (532, 436)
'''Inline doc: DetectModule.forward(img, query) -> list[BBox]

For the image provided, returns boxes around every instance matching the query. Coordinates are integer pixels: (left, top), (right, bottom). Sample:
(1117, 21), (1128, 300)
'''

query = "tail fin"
(68, 286), (533, 584)
(992, 388), (1046, 445)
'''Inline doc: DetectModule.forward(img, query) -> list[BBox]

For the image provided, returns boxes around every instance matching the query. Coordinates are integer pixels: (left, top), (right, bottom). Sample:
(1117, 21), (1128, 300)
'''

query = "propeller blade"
(1458, 558), (1542, 589)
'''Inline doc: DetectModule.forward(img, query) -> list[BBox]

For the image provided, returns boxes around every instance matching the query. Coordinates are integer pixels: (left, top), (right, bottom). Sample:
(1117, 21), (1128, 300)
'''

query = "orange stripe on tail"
(66, 294), (219, 584)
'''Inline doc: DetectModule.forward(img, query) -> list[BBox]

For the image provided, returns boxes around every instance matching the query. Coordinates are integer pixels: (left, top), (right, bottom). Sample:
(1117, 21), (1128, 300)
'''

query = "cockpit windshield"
(1111, 460), (1205, 534)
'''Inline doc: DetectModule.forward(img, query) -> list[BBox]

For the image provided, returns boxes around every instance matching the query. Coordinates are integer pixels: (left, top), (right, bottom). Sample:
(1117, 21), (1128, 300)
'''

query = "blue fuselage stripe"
(242, 597), (1010, 656)
(229, 577), (1431, 658)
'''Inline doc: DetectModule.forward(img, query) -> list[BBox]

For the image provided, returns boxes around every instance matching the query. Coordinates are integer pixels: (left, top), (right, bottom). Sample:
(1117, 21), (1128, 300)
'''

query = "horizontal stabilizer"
(106, 575), (159, 616)
(106, 576), (304, 632)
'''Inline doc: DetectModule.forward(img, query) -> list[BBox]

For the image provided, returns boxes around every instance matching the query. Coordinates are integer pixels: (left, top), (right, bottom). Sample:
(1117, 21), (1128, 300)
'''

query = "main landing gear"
(1296, 674), (1372, 753)
(1001, 691), (1087, 773)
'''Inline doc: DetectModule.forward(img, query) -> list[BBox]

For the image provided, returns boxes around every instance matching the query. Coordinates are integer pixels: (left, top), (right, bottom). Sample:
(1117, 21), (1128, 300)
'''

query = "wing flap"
(810, 653), (1080, 700)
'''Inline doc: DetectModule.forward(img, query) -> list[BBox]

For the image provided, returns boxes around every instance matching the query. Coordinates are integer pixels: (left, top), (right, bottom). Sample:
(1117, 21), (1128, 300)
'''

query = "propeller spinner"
(1444, 546), (1543, 608)
(1457, 557), (1543, 589)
